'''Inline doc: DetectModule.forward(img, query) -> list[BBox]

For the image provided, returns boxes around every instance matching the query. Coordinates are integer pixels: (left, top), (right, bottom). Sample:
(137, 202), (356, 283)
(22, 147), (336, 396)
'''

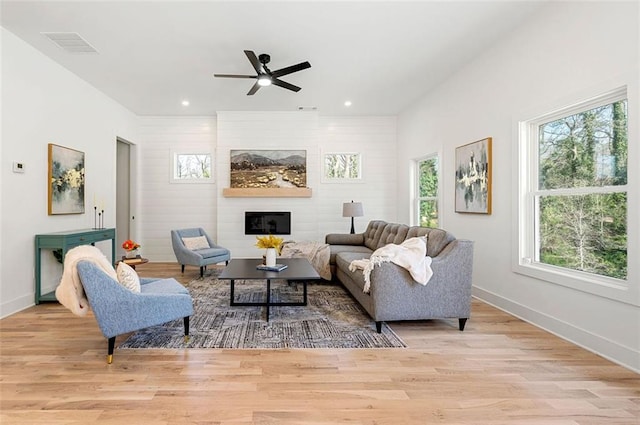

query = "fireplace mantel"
(222, 188), (312, 198)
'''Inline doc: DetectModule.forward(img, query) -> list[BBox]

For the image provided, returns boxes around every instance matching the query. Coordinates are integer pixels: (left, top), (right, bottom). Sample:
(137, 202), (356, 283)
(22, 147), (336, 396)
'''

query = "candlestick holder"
(93, 206), (98, 229)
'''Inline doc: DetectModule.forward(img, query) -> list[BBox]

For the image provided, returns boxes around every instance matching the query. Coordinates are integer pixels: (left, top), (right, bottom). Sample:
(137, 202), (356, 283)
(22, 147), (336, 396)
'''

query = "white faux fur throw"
(55, 245), (118, 316)
(280, 240), (331, 280)
(349, 237), (433, 293)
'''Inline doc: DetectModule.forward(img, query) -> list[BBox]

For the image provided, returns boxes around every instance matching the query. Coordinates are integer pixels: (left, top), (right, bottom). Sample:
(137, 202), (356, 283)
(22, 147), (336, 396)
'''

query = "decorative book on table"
(256, 264), (288, 272)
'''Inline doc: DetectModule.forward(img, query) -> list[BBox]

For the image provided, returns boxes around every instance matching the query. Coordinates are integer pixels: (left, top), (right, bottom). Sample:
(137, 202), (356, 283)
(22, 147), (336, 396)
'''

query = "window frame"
(514, 86), (636, 305)
(321, 151), (363, 183)
(413, 153), (441, 228)
(169, 149), (214, 184)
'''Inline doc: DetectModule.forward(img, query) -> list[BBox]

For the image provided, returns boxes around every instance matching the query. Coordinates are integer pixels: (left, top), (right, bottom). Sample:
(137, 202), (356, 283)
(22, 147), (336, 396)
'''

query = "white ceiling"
(1, 1), (546, 116)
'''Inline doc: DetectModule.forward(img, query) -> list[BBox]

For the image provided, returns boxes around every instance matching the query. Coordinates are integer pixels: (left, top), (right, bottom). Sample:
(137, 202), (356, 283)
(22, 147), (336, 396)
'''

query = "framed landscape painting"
(48, 143), (85, 215)
(454, 137), (492, 214)
(230, 149), (306, 189)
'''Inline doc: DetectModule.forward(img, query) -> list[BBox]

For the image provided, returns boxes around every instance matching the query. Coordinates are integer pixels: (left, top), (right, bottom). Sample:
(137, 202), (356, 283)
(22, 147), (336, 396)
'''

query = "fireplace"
(245, 211), (291, 235)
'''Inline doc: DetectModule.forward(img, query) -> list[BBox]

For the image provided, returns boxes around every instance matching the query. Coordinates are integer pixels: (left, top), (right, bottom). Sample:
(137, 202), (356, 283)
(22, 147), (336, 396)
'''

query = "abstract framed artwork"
(454, 137), (492, 214)
(230, 149), (306, 188)
(48, 143), (85, 215)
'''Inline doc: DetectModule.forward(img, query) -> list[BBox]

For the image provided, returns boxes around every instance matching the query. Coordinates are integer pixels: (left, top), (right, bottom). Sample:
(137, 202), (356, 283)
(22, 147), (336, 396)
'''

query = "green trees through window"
(417, 156), (439, 228)
(537, 99), (628, 279)
(173, 153), (212, 180)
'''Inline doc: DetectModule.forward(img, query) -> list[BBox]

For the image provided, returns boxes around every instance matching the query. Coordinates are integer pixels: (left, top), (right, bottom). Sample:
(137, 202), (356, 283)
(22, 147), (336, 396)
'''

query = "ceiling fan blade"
(214, 74), (255, 79)
(247, 81), (261, 96)
(244, 50), (264, 74)
(271, 78), (301, 92)
(271, 61), (311, 78)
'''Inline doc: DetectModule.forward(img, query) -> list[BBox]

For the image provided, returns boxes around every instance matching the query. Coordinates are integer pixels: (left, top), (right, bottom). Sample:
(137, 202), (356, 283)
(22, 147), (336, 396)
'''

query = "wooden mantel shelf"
(222, 187), (312, 198)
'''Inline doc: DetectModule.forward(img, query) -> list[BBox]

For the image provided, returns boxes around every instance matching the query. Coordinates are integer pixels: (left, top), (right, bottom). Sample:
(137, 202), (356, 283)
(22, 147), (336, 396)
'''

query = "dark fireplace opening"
(245, 211), (291, 235)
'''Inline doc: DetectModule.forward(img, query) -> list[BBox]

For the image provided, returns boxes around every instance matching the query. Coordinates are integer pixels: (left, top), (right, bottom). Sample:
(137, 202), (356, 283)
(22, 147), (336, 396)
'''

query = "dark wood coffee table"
(218, 258), (321, 321)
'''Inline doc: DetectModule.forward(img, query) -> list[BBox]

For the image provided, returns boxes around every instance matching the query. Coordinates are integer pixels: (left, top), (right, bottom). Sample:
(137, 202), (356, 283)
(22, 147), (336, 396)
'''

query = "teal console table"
(35, 228), (116, 304)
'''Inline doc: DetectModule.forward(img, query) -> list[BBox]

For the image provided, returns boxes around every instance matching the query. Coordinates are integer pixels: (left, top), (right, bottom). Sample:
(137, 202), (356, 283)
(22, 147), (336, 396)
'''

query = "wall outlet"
(12, 162), (25, 173)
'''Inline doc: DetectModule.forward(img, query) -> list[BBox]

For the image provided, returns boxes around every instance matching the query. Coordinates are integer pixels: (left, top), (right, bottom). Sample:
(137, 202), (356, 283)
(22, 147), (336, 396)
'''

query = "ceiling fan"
(214, 50), (311, 95)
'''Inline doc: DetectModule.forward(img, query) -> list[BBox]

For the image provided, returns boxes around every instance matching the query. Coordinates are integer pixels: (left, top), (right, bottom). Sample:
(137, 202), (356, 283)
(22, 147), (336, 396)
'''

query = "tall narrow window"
(518, 88), (628, 288)
(416, 155), (439, 228)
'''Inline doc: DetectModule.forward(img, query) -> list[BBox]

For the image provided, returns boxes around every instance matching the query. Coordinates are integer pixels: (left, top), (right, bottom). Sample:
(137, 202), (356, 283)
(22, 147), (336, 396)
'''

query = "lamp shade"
(342, 201), (364, 218)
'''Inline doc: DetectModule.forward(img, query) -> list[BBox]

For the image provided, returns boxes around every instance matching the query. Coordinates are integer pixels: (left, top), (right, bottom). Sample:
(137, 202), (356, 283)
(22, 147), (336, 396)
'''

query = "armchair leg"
(459, 318), (468, 331)
(199, 266), (204, 277)
(181, 264), (185, 274)
(107, 336), (116, 364)
(375, 321), (382, 333)
(184, 316), (190, 343)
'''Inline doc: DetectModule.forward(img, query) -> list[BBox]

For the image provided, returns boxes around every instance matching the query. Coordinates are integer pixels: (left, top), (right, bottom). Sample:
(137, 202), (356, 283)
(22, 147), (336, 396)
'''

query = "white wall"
(216, 112), (397, 258)
(0, 28), (138, 317)
(397, 2), (639, 371)
(136, 117), (217, 262)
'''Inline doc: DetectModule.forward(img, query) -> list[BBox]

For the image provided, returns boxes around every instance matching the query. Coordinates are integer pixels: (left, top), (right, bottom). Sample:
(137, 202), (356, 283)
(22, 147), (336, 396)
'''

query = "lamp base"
(350, 217), (355, 234)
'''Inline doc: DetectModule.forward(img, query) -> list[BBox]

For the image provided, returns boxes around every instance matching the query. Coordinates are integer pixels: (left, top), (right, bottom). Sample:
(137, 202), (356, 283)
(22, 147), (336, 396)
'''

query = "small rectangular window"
(322, 152), (362, 182)
(170, 151), (213, 183)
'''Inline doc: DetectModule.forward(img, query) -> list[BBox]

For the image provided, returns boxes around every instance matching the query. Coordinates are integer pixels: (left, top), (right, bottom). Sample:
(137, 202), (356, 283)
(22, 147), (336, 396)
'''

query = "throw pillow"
(116, 262), (141, 293)
(182, 235), (210, 250)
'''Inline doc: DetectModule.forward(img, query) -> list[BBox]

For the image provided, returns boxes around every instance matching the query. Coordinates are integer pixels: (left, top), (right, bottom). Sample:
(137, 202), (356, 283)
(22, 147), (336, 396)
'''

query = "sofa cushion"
(376, 223), (410, 249)
(196, 247), (229, 259)
(407, 227), (455, 257)
(363, 220), (389, 250)
(140, 278), (189, 295)
(329, 244), (373, 265)
(335, 252), (370, 292)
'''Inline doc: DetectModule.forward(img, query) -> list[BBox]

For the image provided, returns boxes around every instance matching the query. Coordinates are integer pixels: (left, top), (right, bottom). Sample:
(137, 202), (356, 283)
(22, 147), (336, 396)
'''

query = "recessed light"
(181, 100), (190, 106)
(344, 100), (352, 107)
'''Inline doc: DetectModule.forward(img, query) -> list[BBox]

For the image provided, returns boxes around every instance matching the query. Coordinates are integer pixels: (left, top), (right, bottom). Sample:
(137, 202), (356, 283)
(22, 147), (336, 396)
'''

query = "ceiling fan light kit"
(214, 50), (311, 95)
(257, 75), (271, 86)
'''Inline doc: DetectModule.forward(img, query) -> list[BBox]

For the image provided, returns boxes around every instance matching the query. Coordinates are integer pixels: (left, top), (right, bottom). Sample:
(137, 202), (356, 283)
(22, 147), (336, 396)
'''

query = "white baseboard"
(472, 286), (640, 374)
(1, 294), (34, 319)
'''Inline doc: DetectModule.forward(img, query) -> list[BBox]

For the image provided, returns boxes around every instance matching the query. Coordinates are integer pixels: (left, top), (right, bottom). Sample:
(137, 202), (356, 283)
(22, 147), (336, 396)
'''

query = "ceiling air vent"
(41, 32), (98, 54)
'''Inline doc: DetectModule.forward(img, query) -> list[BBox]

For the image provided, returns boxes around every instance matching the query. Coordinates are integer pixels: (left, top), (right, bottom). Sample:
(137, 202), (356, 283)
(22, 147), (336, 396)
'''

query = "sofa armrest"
(325, 233), (364, 245)
(368, 239), (474, 321)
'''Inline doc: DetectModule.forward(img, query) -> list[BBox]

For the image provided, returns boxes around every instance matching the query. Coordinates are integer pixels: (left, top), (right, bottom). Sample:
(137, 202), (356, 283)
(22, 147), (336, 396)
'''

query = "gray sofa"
(326, 220), (474, 333)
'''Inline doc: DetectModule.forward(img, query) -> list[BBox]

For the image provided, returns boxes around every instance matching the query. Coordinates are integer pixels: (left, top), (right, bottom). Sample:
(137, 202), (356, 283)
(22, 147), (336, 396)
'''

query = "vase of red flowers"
(122, 239), (141, 259)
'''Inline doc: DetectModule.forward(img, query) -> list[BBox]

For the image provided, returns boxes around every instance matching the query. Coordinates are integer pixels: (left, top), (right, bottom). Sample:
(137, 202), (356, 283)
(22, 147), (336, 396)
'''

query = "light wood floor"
(1, 263), (638, 425)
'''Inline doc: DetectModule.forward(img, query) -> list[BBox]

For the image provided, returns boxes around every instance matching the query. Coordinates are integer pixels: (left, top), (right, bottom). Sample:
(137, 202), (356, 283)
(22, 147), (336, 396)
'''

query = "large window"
(415, 155), (439, 228)
(517, 88), (628, 291)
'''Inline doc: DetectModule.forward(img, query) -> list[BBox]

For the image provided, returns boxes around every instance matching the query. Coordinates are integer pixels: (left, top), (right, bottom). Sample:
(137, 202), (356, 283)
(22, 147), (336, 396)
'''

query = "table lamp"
(342, 201), (364, 234)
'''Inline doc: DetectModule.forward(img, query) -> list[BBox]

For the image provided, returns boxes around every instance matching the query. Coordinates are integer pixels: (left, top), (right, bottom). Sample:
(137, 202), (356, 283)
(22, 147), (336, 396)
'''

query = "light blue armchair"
(171, 228), (230, 277)
(76, 261), (193, 364)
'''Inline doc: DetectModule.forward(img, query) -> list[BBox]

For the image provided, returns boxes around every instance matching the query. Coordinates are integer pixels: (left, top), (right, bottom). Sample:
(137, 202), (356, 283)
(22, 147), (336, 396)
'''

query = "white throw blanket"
(55, 245), (118, 316)
(348, 237), (433, 293)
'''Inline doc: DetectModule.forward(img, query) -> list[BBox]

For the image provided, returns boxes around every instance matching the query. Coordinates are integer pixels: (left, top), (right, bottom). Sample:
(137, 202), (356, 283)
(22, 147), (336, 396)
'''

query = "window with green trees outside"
(533, 93), (627, 280)
(416, 155), (439, 228)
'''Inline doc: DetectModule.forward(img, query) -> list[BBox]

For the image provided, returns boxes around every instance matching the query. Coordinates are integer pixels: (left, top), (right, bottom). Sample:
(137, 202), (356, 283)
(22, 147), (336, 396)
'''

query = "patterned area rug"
(119, 274), (406, 349)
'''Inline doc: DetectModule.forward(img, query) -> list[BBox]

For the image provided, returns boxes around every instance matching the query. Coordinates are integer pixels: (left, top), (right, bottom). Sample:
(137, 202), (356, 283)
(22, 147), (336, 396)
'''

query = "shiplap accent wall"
(217, 112), (397, 258)
(138, 117), (217, 261)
